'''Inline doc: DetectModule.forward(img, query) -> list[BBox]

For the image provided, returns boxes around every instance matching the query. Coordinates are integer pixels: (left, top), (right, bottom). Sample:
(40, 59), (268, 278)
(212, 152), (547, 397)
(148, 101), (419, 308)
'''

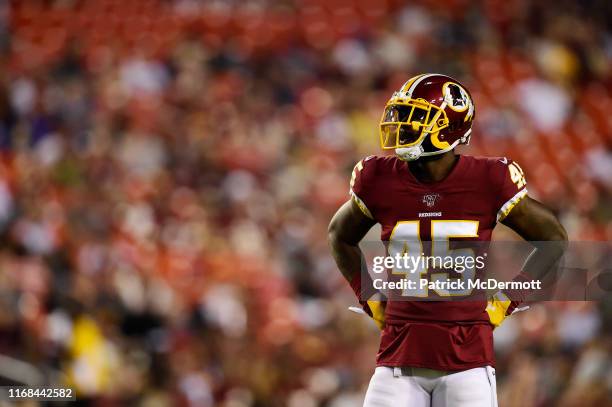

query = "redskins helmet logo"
(443, 82), (474, 120)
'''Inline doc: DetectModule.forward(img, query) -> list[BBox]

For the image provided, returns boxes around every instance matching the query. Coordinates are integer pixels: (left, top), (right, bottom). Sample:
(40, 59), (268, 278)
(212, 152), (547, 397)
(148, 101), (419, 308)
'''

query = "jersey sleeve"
(349, 156), (376, 220)
(494, 158), (528, 222)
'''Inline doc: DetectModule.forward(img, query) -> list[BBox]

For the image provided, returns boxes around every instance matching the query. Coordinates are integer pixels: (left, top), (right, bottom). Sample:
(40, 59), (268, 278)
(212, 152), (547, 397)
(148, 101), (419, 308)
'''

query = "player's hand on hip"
(486, 291), (530, 328)
(486, 291), (512, 328)
(364, 292), (387, 330)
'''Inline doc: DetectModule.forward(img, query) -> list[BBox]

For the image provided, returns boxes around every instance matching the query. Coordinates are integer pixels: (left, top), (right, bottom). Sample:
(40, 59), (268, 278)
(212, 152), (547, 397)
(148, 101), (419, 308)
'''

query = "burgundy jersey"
(350, 154), (528, 371)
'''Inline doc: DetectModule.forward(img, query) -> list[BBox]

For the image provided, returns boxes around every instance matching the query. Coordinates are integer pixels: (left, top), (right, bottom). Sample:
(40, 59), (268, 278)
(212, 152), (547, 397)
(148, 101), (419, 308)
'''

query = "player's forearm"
(507, 222), (568, 305)
(516, 214), (568, 281)
(520, 238), (567, 281)
(328, 231), (386, 329)
(328, 235), (366, 284)
(328, 199), (376, 292)
(328, 234), (378, 304)
(328, 216), (375, 302)
(502, 196), (568, 294)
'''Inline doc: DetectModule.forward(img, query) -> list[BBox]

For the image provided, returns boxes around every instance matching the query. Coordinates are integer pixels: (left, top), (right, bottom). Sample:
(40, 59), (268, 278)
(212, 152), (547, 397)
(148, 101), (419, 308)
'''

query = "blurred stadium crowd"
(0, 0), (611, 406)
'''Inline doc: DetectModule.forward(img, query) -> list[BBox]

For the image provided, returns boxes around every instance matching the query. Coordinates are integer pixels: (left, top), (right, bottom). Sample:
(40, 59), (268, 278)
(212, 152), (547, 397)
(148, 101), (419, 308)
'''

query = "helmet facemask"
(379, 97), (449, 161)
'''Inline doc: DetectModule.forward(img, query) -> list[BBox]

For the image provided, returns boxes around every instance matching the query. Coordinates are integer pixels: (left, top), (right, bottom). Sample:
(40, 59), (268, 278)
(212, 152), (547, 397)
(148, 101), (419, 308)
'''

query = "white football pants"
(363, 366), (497, 407)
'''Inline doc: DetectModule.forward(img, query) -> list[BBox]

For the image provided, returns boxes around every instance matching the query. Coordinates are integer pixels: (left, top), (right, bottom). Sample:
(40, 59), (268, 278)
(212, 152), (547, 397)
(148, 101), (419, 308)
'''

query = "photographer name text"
(373, 278), (542, 291)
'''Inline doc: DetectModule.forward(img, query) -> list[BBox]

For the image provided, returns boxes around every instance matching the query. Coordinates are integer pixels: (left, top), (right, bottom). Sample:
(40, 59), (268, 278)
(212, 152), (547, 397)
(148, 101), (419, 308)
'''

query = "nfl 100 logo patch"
(422, 193), (441, 207)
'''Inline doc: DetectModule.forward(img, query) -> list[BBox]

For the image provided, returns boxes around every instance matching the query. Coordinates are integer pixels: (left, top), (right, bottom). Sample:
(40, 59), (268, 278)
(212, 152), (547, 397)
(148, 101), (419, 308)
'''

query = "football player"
(328, 74), (567, 407)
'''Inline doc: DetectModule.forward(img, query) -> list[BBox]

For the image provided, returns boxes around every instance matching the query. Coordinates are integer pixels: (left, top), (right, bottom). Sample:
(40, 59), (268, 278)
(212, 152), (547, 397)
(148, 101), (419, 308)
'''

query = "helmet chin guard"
(395, 145), (424, 161)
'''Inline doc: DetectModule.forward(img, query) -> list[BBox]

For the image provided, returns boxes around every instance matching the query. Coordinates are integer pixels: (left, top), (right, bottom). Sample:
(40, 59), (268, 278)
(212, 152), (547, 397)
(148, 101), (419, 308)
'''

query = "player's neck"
(408, 151), (459, 184)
